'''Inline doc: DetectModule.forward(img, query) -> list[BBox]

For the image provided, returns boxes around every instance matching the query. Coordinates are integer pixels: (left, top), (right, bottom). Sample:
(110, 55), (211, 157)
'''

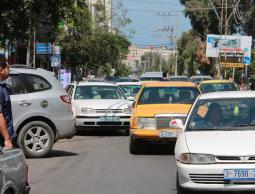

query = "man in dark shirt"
(0, 59), (16, 148)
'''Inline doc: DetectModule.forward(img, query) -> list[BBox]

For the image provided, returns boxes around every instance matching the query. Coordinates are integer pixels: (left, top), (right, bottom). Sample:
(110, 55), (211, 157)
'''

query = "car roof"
(75, 82), (116, 86)
(190, 75), (213, 79)
(143, 81), (197, 87)
(115, 82), (141, 86)
(140, 72), (163, 77)
(170, 75), (189, 78)
(199, 91), (255, 100)
(199, 80), (233, 84)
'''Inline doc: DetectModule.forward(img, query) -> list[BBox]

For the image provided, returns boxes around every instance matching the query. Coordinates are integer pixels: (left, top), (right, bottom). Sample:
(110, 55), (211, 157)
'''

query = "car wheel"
(18, 121), (54, 158)
(129, 136), (138, 154)
(176, 173), (192, 194)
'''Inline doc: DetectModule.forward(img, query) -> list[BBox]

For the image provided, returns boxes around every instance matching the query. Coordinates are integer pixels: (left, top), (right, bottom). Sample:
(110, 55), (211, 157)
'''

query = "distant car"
(114, 77), (138, 82)
(169, 76), (189, 82)
(0, 147), (30, 194)
(175, 91), (255, 193)
(66, 82), (132, 133)
(190, 75), (213, 85)
(140, 72), (163, 81)
(199, 80), (239, 93)
(116, 82), (142, 101)
(8, 66), (76, 158)
(129, 81), (200, 154)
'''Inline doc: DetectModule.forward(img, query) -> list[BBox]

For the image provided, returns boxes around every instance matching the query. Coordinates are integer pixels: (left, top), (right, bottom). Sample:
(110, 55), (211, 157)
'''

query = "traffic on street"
(1, 0), (255, 194)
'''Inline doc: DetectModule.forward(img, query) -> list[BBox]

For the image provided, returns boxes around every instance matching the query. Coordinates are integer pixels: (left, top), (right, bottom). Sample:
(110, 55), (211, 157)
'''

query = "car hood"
(72, 99), (129, 110)
(136, 104), (191, 117)
(185, 131), (255, 156)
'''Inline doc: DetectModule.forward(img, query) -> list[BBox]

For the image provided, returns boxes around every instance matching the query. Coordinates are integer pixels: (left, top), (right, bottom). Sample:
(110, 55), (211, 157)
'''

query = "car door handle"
(19, 101), (32, 106)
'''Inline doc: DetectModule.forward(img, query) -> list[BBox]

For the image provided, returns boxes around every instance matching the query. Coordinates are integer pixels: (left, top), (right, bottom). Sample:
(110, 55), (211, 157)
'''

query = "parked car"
(115, 82), (142, 101)
(66, 82), (132, 133)
(0, 147), (30, 194)
(198, 80), (239, 93)
(169, 76), (189, 82)
(7, 66), (76, 158)
(174, 91), (255, 193)
(129, 81), (200, 154)
(140, 72), (163, 81)
(190, 75), (213, 85)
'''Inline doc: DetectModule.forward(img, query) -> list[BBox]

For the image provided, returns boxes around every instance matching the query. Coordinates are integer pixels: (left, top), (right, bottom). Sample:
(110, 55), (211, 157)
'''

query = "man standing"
(0, 58), (16, 149)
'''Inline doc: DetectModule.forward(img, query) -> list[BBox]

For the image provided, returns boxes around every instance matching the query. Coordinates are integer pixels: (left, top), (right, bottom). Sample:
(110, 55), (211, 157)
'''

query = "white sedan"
(115, 82), (142, 101)
(66, 82), (132, 132)
(173, 91), (255, 193)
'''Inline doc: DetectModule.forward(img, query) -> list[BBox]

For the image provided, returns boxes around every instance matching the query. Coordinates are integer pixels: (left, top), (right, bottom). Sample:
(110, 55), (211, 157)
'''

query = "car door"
(6, 73), (32, 130)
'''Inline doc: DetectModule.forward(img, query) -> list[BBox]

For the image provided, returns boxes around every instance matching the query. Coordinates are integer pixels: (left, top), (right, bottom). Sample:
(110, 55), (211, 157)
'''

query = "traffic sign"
(50, 56), (61, 67)
(36, 43), (51, 54)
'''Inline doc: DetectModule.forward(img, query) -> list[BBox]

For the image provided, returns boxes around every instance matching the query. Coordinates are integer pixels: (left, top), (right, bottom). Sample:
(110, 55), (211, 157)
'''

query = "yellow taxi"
(129, 81), (200, 154)
(198, 80), (239, 93)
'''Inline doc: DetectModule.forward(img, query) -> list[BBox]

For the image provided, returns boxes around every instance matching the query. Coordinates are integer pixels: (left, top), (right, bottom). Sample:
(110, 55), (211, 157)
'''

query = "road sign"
(50, 56), (61, 67)
(36, 43), (51, 54)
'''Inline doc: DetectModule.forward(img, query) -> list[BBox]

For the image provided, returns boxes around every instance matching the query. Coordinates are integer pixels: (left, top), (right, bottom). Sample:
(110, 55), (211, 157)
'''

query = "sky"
(113, 0), (191, 47)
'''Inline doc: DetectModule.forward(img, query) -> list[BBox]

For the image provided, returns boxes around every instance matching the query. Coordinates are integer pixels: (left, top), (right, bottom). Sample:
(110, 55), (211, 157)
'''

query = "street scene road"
(27, 131), (252, 194)
(27, 131), (176, 194)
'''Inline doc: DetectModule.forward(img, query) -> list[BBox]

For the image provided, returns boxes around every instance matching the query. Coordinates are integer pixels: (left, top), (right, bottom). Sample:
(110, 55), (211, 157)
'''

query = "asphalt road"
(27, 131), (252, 194)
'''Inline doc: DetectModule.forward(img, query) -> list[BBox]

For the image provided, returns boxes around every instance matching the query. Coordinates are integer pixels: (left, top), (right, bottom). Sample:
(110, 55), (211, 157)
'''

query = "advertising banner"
(206, 34), (252, 66)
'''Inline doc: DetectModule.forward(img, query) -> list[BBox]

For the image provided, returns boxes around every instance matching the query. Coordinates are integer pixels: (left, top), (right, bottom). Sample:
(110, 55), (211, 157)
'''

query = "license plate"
(159, 131), (177, 138)
(100, 116), (120, 122)
(224, 169), (255, 180)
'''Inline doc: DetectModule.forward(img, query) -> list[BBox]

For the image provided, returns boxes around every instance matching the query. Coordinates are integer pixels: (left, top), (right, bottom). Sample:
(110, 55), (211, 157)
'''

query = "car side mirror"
(169, 119), (184, 131)
(127, 96), (135, 101)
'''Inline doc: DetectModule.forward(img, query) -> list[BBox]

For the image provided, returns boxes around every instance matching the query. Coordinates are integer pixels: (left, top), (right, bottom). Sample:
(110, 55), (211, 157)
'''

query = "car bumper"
(51, 113), (76, 139)
(130, 128), (177, 142)
(177, 161), (255, 191)
(75, 116), (130, 128)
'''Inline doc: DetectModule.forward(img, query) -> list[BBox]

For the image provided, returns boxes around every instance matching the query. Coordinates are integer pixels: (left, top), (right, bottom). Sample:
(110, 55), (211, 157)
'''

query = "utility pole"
(157, 13), (178, 76)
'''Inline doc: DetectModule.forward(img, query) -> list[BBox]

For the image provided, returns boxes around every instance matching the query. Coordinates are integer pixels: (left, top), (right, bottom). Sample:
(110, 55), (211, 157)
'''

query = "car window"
(68, 85), (74, 97)
(74, 85), (126, 100)
(187, 98), (255, 131)
(119, 85), (141, 97)
(138, 87), (199, 105)
(200, 82), (238, 93)
(24, 74), (51, 92)
(6, 75), (27, 95)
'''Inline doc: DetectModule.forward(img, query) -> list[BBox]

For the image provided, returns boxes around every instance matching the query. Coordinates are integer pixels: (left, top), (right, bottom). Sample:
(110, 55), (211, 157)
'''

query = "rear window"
(200, 82), (238, 93)
(23, 74), (51, 92)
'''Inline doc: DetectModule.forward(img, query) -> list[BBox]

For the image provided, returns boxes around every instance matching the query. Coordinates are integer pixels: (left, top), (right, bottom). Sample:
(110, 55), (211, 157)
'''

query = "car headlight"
(178, 153), (216, 164)
(137, 117), (156, 130)
(123, 107), (132, 114)
(81, 107), (95, 114)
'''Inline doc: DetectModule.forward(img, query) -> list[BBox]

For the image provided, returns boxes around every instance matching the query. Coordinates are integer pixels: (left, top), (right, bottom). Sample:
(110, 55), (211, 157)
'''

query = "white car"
(174, 91), (255, 193)
(66, 82), (131, 132)
(115, 82), (142, 101)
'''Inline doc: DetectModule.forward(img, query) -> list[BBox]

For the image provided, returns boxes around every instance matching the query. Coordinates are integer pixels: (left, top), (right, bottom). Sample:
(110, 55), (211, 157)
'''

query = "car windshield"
(200, 82), (237, 93)
(140, 77), (163, 81)
(187, 98), (255, 131)
(119, 85), (141, 97)
(138, 87), (199, 105)
(74, 85), (126, 100)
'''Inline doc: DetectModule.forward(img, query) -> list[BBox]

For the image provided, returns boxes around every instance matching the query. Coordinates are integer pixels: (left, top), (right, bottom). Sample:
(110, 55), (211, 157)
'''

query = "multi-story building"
(86, 0), (112, 31)
(123, 45), (176, 75)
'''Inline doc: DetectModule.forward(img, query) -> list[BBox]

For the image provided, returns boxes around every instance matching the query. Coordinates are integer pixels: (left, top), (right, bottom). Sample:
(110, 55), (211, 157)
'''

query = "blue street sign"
(36, 43), (51, 54)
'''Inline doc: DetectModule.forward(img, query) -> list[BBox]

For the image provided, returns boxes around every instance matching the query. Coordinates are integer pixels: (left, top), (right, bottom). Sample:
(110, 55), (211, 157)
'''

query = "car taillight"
(60, 95), (71, 104)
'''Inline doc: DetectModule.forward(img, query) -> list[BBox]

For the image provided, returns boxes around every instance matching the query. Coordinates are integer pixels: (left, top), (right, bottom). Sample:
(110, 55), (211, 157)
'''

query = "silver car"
(6, 66), (76, 158)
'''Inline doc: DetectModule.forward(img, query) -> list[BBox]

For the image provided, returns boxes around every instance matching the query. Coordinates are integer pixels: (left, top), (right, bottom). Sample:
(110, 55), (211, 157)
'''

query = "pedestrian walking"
(0, 58), (16, 149)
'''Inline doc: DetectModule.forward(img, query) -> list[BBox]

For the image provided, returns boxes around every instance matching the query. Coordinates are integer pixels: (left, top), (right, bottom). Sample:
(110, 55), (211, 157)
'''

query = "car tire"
(18, 121), (54, 158)
(129, 136), (138, 154)
(176, 173), (192, 194)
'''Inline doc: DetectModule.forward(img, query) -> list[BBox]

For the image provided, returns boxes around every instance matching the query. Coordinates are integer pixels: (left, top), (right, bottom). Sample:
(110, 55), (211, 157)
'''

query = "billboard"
(206, 34), (252, 66)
